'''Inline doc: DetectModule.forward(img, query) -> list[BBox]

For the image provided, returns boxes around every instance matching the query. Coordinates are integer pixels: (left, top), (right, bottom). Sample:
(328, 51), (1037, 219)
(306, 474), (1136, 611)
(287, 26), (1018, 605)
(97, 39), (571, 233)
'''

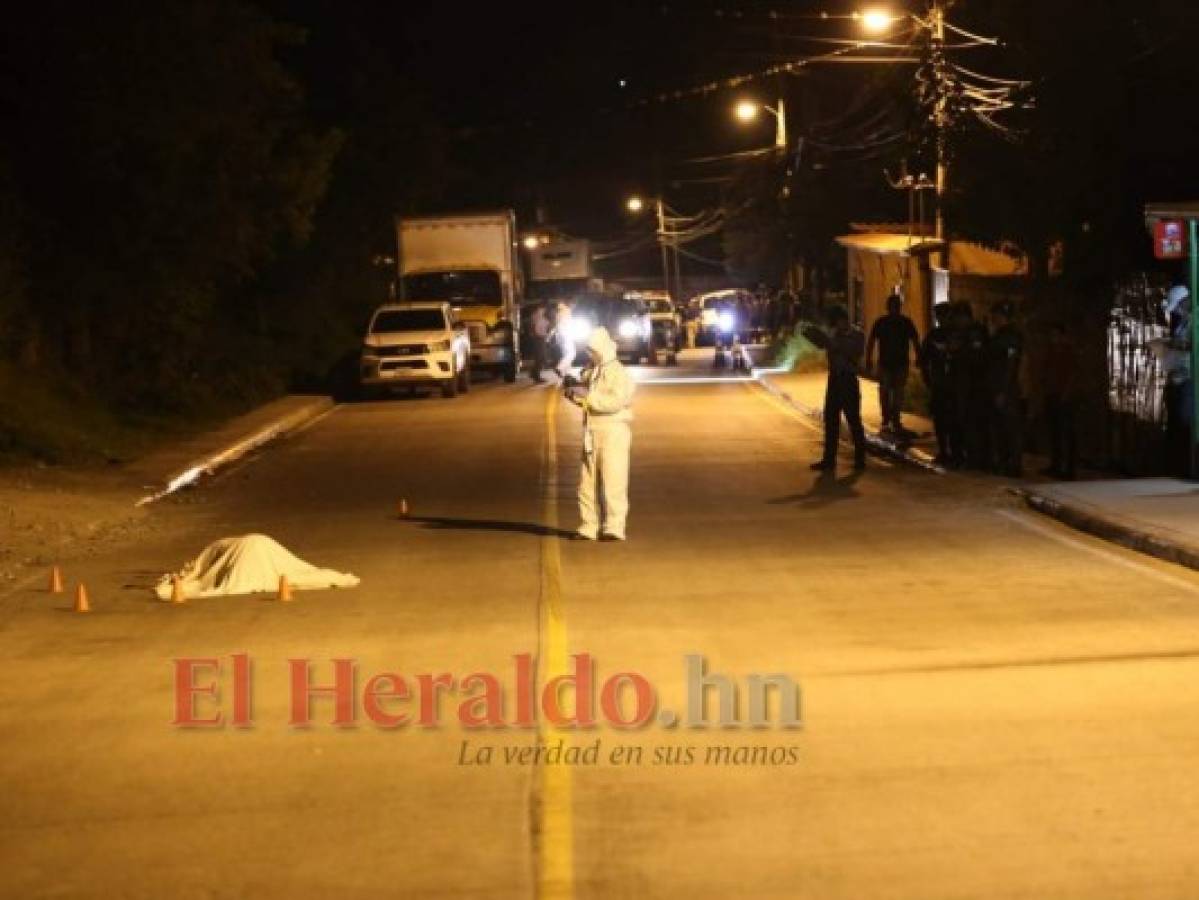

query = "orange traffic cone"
(170, 575), (186, 605)
(74, 583), (91, 613)
(48, 566), (64, 594)
(277, 574), (293, 603)
(398, 498), (409, 519)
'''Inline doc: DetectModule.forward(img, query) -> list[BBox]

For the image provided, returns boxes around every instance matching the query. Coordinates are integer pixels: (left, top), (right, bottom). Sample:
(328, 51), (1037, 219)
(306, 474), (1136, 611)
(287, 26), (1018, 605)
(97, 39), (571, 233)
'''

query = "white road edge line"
(996, 508), (1199, 594)
(135, 403), (341, 507)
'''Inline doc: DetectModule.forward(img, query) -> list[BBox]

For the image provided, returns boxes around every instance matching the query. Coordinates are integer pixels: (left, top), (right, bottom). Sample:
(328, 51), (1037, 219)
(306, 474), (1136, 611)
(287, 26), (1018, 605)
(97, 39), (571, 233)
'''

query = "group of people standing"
(810, 294), (1078, 480)
(918, 299), (1040, 477)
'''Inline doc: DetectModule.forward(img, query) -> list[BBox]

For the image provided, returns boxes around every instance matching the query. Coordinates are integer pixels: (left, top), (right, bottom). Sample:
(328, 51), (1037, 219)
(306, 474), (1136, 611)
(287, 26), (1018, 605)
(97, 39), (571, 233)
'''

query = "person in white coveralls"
(563, 326), (634, 541)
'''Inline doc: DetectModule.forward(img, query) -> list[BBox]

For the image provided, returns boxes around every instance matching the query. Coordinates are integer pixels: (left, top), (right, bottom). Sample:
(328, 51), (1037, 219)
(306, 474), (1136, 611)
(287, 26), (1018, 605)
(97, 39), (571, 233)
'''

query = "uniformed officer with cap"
(987, 301), (1024, 477)
(921, 301), (960, 466)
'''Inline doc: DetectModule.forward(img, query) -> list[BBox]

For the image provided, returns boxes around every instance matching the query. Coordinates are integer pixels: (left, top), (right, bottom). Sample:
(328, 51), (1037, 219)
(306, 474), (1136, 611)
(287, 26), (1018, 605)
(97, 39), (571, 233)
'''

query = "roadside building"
(836, 226), (1028, 337)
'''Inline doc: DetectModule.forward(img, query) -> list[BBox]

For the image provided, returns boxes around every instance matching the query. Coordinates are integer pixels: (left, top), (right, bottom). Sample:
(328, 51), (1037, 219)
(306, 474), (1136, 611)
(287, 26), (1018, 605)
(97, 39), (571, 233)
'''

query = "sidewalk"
(757, 367), (941, 468)
(1016, 479), (1199, 571)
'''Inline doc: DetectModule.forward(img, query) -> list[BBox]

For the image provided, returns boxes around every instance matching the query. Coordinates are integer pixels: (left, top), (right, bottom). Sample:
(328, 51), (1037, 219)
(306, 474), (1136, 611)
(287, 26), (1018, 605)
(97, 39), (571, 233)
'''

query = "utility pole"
(931, 0), (949, 266)
(656, 197), (672, 298)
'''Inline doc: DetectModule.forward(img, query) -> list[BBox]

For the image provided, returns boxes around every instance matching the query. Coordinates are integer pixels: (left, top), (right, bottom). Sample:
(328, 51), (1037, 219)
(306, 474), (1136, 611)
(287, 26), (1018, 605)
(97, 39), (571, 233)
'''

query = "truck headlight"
(718, 311), (735, 332)
(569, 318), (592, 342)
(618, 319), (639, 339)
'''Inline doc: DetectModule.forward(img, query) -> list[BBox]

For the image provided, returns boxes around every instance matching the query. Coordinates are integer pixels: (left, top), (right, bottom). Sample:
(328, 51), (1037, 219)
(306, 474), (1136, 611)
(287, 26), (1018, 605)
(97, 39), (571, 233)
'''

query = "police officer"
(987, 301), (1024, 477)
(921, 301), (959, 466)
(803, 305), (867, 472)
(949, 302), (991, 470)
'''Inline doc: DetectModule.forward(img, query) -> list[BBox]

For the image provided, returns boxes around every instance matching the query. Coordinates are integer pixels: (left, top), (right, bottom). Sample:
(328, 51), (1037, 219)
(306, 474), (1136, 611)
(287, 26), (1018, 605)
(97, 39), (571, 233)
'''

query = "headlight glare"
(569, 318), (593, 342)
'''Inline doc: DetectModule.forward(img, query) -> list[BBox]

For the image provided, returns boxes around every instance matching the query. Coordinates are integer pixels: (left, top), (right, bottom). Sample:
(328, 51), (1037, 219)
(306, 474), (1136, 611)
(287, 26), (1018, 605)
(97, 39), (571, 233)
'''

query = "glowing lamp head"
(859, 8), (895, 34)
(626, 196), (645, 213)
(734, 100), (760, 123)
(522, 235), (540, 250)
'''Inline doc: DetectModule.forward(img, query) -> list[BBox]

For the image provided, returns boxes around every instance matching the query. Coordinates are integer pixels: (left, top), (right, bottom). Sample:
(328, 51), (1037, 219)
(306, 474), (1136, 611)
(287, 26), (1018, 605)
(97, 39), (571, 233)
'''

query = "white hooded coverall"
(575, 328), (634, 540)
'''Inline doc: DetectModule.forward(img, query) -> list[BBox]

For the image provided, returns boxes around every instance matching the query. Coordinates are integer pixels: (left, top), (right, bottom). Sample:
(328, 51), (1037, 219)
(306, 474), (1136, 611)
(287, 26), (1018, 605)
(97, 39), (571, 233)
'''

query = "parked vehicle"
(695, 289), (751, 346)
(359, 302), (470, 399)
(645, 296), (683, 354)
(568, 295), (653, 363)
(396, 211), (522, 382)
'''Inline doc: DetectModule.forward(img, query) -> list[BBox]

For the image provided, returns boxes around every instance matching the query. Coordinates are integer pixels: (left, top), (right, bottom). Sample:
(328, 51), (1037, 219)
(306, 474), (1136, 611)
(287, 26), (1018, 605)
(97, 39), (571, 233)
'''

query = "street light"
(857, 2), (949, 260)
(624, 195), (674, 300)
(522, 235), (541, 250)
(858, 8), (895, 34)
(732, 98), (787, 151)
(734, 100), (761, 123)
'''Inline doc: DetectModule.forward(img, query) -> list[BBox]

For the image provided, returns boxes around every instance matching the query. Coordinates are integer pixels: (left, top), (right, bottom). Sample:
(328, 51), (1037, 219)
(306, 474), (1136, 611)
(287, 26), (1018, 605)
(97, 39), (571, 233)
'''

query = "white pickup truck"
(358, 302), (471, 399)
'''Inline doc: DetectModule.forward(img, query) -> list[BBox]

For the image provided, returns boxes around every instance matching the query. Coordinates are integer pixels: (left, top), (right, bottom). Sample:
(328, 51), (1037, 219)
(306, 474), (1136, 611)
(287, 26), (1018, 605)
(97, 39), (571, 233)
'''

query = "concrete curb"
(136, 396), (336, 506)
(1013, 487), (1199, 572)
(755, 371), (945, 473)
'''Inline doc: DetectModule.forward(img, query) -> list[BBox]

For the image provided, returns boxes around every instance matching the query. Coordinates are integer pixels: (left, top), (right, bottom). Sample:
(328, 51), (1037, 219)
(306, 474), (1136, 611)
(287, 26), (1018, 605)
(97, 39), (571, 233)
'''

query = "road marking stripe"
(996, 508), (1199, 594)
(536, 389), (573, 899)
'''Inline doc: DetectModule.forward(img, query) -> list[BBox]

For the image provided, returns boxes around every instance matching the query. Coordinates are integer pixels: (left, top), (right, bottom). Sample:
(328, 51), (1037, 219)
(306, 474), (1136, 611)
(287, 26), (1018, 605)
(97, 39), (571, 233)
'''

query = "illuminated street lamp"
(732, 98), (787, 151)
(522, 235), (541, 250)
(858, 2), (949, 258)
(625, 194), (674, 299)
(858, 8), (896, 34)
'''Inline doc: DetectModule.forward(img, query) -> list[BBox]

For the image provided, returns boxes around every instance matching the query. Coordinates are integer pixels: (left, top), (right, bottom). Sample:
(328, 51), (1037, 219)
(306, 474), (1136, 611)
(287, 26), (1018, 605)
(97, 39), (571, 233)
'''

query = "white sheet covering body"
(155, 534), (359, 600)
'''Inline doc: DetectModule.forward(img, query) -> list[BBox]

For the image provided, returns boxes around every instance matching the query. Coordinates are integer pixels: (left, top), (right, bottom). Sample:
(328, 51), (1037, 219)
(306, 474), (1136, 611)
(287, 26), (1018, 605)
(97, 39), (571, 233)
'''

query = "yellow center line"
(536, 387), (573, 899)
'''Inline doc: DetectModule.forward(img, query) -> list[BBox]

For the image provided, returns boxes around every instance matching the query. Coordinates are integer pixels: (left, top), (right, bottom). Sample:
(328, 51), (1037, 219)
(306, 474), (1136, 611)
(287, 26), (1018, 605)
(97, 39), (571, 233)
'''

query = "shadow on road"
(405, 516), (575, 539)
(769, 470), (864, 508)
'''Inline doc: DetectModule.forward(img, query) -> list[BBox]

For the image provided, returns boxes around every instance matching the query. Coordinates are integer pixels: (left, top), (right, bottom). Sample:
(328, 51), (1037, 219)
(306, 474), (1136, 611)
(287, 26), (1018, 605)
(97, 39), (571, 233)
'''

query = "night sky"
(267, 1), (901, 237)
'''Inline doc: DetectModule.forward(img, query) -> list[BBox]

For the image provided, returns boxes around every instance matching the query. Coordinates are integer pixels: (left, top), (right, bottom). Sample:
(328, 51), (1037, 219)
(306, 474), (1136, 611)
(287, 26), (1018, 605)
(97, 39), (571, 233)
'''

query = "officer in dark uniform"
(987, 301), (1024, 477)
(920, 301), (959, 466)
(949, 302), (991, 469)
(803, 305), (867, 472)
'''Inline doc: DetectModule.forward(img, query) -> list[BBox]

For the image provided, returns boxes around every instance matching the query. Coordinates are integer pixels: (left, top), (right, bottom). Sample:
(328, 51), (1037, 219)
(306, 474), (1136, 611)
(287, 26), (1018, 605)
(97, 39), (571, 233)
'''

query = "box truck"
(396, 211), (522, 382)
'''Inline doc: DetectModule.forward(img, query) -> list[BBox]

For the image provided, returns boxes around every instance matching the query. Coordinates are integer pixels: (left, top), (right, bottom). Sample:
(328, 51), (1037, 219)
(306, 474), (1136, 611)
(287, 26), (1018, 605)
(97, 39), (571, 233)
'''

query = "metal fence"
(1107, 275), (1168, 473)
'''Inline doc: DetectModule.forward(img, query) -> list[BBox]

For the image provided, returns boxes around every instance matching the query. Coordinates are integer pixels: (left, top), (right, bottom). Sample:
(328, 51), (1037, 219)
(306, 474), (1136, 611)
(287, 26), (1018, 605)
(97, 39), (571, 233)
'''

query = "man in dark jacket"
(866, 293), (922, 438)
(987, 302), (1024, 477)
(804, 306), (867, 472)
(921, 301), (959, 466)
(949, 302), (991, 470)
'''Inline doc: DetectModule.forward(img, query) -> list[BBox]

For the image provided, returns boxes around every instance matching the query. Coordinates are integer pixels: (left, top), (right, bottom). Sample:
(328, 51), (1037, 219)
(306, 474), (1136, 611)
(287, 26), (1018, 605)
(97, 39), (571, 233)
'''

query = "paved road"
(3, 351), (1199, 899)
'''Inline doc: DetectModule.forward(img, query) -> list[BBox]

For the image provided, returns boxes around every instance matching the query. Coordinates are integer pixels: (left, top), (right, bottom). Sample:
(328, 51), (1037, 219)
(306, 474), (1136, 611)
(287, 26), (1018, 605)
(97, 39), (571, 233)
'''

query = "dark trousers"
(929, 383), (960, 462)
(878, 365), (909, 428)
(823, 373), (866, 463)
(1164, 380), (1192, 477)
(529, 335), (547, 380)
(991, 393), (1023, 475)
(1045, 394), (1077, 478)
(955, 381), (991, 470)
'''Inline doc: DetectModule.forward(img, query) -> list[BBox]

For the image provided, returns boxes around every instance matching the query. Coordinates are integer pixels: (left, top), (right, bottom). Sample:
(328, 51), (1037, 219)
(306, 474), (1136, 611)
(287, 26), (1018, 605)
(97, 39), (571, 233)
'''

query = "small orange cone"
(398, 498), (409, 519)
(170, 575), (186, 605)
(48, 566), (64, 594)
(277, 574), (293, 603)
(73, 583), (91, 613)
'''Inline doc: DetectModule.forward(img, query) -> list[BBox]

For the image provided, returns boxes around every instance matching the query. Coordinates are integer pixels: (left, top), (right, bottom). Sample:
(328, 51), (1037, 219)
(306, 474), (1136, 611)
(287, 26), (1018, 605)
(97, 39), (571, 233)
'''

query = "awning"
(1145, 201), (1199, 222)
(835, 233), (944, 257)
